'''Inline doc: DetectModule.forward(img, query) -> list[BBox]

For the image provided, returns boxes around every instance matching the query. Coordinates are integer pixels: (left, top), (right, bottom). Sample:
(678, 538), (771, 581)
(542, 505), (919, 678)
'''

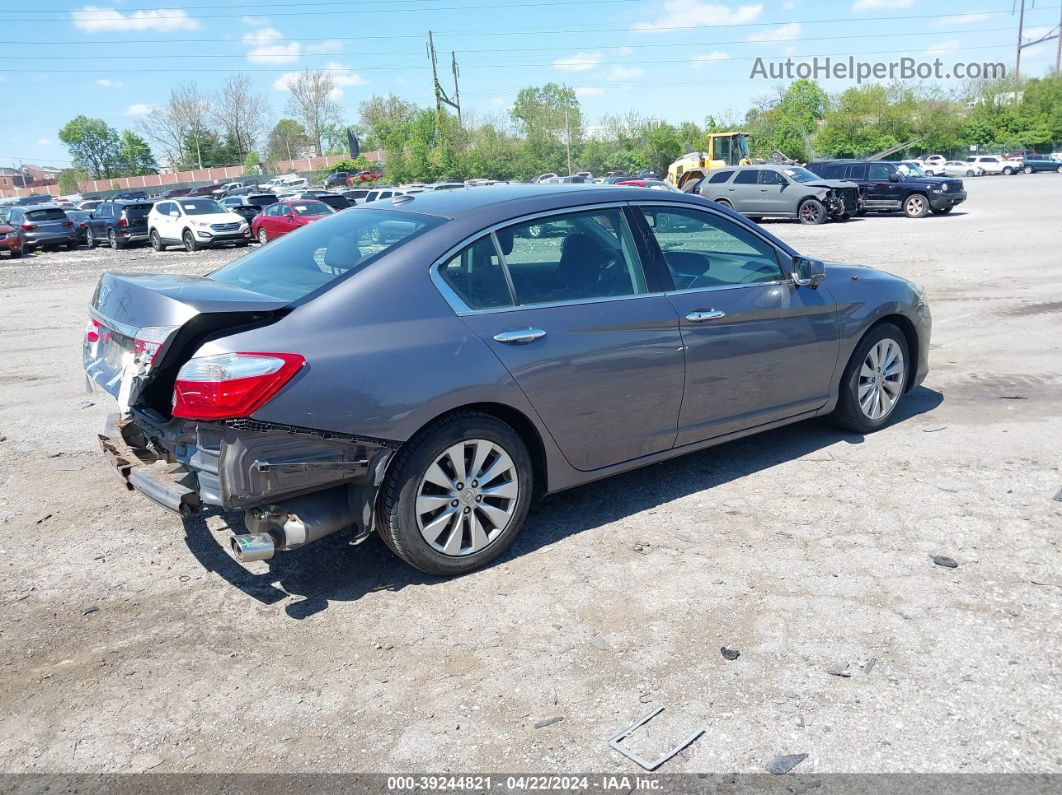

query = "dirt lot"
(0, 176), (1059, 777)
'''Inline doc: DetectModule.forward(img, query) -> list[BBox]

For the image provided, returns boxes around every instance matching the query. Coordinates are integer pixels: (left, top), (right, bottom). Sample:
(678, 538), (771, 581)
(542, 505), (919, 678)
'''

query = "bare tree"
(172, 82), (211, 169)
(284, 70), (342, 157)
(138, 82), (211, 170)
(213, 73), (269, 160)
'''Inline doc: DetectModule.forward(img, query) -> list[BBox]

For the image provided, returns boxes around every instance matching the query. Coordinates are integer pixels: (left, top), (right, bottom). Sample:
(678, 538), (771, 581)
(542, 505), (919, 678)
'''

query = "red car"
(0, 220), (24, 258)
(251, 198), (335, 244)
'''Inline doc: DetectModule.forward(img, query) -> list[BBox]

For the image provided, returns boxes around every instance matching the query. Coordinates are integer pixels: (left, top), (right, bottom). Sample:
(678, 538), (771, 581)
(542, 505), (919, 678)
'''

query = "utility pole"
(1056, 1), (1061, 75)
(563, 85), (572, 176)
(426, 31), (462, 126)
(1015, 0), (1026, 79)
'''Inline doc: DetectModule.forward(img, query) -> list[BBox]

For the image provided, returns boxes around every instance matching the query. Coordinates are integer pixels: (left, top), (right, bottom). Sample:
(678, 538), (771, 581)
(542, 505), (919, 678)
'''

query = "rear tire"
(715, 199), (733, 209)
(798, 198), (826, 225)
(378, 412), (533, 577)
(903, 194), (930, 218)
(109, 229), (124, 250)
(257, 228), (268, 245)
(832, 322), (910, 434)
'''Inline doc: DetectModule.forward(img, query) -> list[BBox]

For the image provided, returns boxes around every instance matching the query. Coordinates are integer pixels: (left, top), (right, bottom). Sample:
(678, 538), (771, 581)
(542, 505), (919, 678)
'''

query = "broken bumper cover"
(97, 412), (397, 519)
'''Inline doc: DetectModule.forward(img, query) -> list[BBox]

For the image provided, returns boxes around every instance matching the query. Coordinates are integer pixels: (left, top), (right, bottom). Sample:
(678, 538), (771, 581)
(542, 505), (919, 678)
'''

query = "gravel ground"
(0, 176), (1059, 777)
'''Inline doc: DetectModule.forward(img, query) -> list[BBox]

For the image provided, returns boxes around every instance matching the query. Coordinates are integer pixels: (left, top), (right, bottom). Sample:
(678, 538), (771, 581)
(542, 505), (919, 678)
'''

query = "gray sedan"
(699, 164), (863, 224)
(83, 185), (930, 576)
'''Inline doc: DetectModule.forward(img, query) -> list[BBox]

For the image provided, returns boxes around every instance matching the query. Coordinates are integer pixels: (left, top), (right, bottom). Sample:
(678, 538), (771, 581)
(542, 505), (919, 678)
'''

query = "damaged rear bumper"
(97, 412), (397, 537)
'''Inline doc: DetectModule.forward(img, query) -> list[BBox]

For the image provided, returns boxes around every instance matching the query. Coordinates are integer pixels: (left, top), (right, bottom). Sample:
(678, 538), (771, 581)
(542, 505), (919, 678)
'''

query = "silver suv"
(2, 205), (78, 252)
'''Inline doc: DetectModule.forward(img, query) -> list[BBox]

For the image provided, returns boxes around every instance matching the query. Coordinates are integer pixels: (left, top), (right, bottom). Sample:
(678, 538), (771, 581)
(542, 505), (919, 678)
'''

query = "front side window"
(759, 170), (788, 185)
(499, 208), (647, 306)
(439, 236), (513, 310)
(781, 166), (820, 183)
(707, 170), (734, 184)
(868, 164), (892, 180)
(641, 207), (784, 290)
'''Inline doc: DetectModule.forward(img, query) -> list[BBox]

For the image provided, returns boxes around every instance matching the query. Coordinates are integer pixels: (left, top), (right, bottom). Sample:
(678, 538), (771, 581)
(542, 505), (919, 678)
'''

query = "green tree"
(511, 83), (582, 177)
(267, 119), (310, 163)
(116, 130), (157, 175)
(243, 150), (261, 175)
(57, 116), (121, 178)
(57, 168), (85, 194)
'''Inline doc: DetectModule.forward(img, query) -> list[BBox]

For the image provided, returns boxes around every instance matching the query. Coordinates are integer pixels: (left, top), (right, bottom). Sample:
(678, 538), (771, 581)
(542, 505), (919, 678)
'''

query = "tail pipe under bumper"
(233, 487), (359, 562)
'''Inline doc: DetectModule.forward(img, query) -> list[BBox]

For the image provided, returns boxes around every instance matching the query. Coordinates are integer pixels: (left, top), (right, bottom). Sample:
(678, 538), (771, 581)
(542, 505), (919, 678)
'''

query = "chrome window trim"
(429, 201), (652, 317)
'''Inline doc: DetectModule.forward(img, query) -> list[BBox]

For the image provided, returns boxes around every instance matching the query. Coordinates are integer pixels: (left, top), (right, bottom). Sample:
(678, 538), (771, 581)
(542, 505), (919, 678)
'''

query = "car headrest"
(324, 235), (359, 270)
(495, 227), (514, 255)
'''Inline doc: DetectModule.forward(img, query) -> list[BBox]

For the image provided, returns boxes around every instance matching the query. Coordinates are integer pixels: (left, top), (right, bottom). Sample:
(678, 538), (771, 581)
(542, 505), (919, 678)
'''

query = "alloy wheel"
(258, 228), (268, 244)
(857, 339), (905, 421)
(800, 202), (822, 223)
(905, 195), (927, 217)
(109, 230), (118, 249)
(415, 438), (519, 557)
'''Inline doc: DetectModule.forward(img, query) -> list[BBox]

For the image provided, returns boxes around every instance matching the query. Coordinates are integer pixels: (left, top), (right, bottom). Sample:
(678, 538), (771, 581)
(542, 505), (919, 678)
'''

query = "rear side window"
(210, 209), (440, 302)
(122, 203), (153, 220)
(733, 171), (758, 184)
(708, 170), (733, 184)
(439, 236), (513, 310)
(26, 208), (68, 221)
(845, 165), (868, 180)
(500, 208), (647, 306)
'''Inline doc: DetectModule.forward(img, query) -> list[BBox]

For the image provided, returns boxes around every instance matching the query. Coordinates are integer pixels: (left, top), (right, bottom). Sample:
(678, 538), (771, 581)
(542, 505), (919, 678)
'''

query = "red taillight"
(64, 220), (74, 228)
(20, 223), (35, 231)
(118, 217), (128, 228)
(85, 317), (102, 343)
(172, 353), (304, 420)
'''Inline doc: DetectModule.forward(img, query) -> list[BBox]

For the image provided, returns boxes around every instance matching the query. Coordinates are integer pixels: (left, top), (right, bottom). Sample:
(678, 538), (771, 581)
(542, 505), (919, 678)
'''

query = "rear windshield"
(249, 194), (278, 205)
(292, 201), (333, 216)
(209, 209), (441, 302)
(26, 208), (68, 221)
(122, 203), (153, 219)
(181, 199), (224, 215)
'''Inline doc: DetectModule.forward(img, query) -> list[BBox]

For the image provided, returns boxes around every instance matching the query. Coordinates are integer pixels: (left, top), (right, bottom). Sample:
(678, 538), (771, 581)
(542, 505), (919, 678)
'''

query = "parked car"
(65, 209), (93, 244)
(806, 160), (966, 217)
(78, 199), (103, 211)
(251, 198), (335, 244)
(113, 191), (148, 200)
(148, 198), (251, 252)
(324, 171), (352, 190)
(186, 183), (226, 197)
(921, 154), (947, 173)
(0, 218), (23, 258)
(698, 164), (863, 224)
(3, 205), (78, 251)
(966, 156), (1017, 176)
(363, 187), (422, 203)
(160, 188), (192, 199)
(931, 160), (983, 177)
(83, 184), (931, 576)
(220, 194), (279, 224)
(616, 179), (679, 192)
(312, 193), (351, 211)
(342, 188), (372, 203)
(84, 200), (154, 249)
(219, 179), (259, 197)
(1019, 155), (1062, 174)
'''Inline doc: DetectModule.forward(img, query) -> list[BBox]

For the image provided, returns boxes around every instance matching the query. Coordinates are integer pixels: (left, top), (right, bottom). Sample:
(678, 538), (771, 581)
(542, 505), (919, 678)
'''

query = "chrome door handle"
(684, 310), (726, 322)
(493, 328), (546, 344)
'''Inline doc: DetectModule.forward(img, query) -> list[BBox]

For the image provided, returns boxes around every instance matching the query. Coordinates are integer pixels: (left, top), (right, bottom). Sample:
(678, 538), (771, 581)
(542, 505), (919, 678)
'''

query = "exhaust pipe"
(232, 487), (356, 563)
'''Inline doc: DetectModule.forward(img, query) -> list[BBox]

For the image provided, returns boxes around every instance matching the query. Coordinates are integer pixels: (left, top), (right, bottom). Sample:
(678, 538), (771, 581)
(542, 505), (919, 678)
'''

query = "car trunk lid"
(84, 272), (289, 412)
(25, 207), (71, 235)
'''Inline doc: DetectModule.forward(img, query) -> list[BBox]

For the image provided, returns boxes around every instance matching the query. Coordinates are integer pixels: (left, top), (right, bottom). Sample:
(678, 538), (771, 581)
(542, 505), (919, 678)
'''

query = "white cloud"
(72, 6), (200, 33)
(924, 39), (960, 55)
(553, 51), (605, 72)
(575, 86), (605, 97)
(608, 65), (645, 80)
(96, 78), (123, 88)
(0, 76), (8, 83)
(634, 0), (762, 33)
(852, 0), (913, 10)
(37, 138), (51, 145)
(125, 103), (152, 116)
(691, 51), (731, 68)
(242, 24), (342, 64)
(241, 15), (270, 26)
(748, 22), (801, 43)
(933, 11), (995, 26)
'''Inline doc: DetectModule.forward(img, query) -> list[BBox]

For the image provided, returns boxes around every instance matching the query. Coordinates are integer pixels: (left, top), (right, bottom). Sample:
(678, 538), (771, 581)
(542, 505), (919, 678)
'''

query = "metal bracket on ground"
(607, 706), (705, 771)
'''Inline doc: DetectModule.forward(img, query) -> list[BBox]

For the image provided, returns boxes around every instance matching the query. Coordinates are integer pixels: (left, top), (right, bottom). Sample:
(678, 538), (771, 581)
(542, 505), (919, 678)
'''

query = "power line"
(0, 28), (1016, 60)
(0, 43), (1020, 75)
(0, 8), (1040, 32)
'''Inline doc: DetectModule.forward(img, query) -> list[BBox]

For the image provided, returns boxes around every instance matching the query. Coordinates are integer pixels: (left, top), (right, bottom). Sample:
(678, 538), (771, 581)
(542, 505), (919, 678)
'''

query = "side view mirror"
(888, 173), (901, 182)
(792, 256), (825, 288)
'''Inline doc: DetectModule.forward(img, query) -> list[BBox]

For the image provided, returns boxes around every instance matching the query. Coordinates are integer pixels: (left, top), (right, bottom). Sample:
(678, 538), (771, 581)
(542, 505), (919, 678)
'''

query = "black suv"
(219, 193), (279, 224)
(806, 160), (966, 218)
(84, 199), (154, 249)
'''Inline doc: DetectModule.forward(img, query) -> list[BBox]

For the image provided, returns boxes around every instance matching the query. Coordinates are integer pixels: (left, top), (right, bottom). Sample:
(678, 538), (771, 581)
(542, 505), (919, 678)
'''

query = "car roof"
(364, 183), (721, 220)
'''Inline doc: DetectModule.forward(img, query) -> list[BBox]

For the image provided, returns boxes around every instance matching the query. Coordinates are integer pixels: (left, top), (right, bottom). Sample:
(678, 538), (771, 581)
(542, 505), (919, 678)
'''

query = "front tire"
(150, 230), (165, 251)
(832, 322), (909, 434)
(1002, 166), (1014, 175)
(903, 193), (930, 218)
(798, 198), (826, 225)
(1024, 166), (1033, 174)
(378, 412), (533, 576)
(965, 170), (974, 177)
(183, 230), (200, 252)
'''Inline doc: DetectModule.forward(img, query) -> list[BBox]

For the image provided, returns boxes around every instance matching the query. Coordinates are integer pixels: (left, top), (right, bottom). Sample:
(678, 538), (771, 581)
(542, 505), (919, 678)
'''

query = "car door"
(727, 169), (761, 212)
(89, 203), (111, 238)
(273, 202), (296, 237)
(756, 169), (792, 215)
(443, 205), (685, 472)
(634, 203), (839, 445)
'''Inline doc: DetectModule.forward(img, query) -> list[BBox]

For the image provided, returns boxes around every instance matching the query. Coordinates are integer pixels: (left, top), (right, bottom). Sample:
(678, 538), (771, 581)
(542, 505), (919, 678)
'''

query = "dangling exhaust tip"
(230, 532), (276, 562)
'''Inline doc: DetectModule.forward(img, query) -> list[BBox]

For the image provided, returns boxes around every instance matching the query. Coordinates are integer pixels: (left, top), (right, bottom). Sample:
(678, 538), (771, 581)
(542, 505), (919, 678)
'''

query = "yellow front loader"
(667, 132), (752, 190)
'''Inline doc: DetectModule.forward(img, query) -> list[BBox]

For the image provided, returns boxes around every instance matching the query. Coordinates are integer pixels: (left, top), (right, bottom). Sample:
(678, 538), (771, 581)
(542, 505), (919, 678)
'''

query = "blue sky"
(1, 0), (1060, 170)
